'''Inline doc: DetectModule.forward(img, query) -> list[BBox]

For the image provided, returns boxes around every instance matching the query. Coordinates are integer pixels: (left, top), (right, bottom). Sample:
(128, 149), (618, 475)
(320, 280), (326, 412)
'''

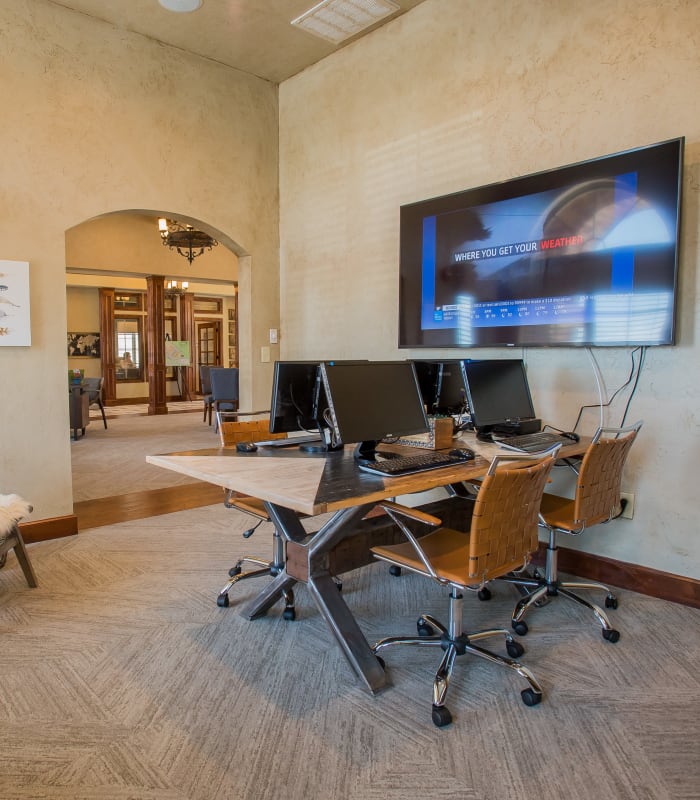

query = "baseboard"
(532, 543), (700, 609)
(19, 515), (78, 544)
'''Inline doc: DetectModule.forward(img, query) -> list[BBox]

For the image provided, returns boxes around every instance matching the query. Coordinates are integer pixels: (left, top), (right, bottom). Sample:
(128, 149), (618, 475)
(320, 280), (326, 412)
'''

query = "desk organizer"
(396, 416), (453, 450)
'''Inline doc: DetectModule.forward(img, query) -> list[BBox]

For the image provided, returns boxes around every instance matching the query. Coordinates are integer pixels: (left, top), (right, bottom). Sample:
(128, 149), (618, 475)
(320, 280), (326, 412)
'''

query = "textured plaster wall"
(279, 0), (700, 577)
(0, 0), (279, 519)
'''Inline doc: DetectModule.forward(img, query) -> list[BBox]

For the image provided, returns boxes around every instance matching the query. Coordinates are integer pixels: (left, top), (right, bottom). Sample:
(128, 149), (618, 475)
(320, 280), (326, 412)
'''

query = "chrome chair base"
(373, 597), (543, 727)
(502, 572), (620, 642)
(217, 555), (296, 618)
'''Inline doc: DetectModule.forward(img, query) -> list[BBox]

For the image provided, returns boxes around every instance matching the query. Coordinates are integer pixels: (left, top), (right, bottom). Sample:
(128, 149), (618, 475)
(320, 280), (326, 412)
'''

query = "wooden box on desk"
(396, 416), (453, 450)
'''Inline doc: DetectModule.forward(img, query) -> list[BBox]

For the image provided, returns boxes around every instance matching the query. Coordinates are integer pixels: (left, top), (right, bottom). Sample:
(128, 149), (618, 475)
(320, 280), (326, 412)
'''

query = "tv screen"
(399, 138), (683, 348)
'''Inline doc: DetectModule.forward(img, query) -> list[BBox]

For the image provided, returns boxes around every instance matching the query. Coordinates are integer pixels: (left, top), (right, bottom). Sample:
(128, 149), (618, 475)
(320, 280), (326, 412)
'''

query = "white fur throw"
(0, 494), (32, 538)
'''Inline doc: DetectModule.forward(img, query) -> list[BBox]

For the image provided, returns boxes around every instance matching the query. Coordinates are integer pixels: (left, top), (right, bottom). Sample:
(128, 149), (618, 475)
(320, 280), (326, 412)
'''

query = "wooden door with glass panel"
(197, 320), (221, 392)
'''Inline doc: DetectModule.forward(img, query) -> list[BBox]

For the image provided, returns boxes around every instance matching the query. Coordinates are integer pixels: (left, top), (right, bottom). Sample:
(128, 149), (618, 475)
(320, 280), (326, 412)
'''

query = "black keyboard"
(358, 450), (473, 477)
(497, 431), (573, 453)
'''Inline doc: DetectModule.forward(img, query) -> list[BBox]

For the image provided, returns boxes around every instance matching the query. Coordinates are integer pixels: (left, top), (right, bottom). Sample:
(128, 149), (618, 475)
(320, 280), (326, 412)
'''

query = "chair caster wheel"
(283, 607), (296, 621)
(477, 587), (492, 601)
(389, 565), (402, 577)
(432, 704), (452, 727)
(605, 595), (618, 609)
(217, 593), (230, 607)
(521, 688), (542, 706)
(507, 640), (525, 658)
(512, 620), (528, 636)
(602, 628), (620, 643)
(228, 565), (242, 578)
(417, 619), (435, 637)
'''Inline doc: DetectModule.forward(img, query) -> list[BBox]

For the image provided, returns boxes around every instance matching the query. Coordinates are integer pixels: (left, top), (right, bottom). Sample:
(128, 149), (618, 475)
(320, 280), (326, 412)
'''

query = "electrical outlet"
(620, 491), (635, 519)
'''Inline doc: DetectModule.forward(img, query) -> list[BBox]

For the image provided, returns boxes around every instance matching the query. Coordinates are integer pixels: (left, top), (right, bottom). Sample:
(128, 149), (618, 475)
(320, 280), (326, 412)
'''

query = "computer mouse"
(236, 441), (258, 453)
(449, 447), (475, 460)
(561, 431), (580, 442)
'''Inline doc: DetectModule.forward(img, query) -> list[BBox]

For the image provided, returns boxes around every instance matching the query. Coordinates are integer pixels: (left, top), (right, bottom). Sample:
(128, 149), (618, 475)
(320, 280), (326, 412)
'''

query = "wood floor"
(74, 482), (225, 529)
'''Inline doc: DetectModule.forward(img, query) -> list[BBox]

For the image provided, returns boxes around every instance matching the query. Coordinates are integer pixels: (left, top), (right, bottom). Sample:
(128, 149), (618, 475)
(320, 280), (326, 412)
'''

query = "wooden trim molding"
(532, 543), (700, 609)
(19, 515), (78, 544)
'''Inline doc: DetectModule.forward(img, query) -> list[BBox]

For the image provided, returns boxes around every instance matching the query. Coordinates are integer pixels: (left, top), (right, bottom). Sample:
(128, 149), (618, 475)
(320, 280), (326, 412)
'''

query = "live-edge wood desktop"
(147, 434), (588, 695)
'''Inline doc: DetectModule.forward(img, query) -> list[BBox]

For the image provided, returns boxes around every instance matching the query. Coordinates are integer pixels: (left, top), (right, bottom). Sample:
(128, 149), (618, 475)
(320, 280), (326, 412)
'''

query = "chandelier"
(158, 218), (218, 265)
(165, 280), (189, 295)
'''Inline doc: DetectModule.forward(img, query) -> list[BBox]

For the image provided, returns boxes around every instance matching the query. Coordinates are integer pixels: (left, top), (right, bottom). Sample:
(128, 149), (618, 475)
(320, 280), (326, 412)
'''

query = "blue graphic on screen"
(419, 171), (676, 343)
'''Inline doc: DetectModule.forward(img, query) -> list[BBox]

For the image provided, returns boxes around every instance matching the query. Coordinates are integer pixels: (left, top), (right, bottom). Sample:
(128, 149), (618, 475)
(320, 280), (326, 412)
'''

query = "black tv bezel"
(398, 137), (684, 349)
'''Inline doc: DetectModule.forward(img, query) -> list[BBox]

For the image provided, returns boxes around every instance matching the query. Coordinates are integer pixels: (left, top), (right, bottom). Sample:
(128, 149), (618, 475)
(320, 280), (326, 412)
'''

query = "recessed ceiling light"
(158, 0), (202, 12)
(291, 0), (400, 44)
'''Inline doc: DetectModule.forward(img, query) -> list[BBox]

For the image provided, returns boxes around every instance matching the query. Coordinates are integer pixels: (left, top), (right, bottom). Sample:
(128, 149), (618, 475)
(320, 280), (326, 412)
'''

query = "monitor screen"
(269, 361), (323, 434)
(462, 359), (536, 431)
(399, 138), (684, 348)
(436, 360), (468, 414)
(320, 361), (429, 456)
(412, 360), (441, 413)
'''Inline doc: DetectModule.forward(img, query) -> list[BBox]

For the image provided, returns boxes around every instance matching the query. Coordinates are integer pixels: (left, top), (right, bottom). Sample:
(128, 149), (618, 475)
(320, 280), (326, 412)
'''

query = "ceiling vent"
(291, 0), (400, 44)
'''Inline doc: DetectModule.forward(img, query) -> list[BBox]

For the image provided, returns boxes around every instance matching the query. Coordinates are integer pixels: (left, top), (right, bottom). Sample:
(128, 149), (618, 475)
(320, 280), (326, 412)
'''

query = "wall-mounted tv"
(398, 138), (683, 348)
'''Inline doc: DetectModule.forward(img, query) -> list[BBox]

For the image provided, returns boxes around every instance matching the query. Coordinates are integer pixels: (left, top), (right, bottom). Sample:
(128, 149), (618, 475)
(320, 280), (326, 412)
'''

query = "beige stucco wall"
(279, 0), (700, 577)
(0, 0), (280, 519)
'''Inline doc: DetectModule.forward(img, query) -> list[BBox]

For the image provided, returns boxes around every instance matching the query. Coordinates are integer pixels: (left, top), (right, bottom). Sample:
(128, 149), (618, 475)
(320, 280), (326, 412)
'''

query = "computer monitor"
(436, 360), (469, 415)
(412, 360), (441, 413)
(412, 360), (469, 416)
(320, 361), (429, 459)
(462, 359), (537, 438)
(269, 361), (323, 434)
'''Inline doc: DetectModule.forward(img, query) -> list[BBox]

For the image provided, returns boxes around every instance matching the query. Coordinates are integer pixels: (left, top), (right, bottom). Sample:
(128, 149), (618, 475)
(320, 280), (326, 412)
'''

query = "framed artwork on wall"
(0, 260), (31, 346)
(67, 332), (101, 358)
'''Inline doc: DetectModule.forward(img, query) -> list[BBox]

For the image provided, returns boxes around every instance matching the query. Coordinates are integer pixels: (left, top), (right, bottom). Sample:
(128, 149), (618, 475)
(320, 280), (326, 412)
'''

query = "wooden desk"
(147, 434), (588, 694)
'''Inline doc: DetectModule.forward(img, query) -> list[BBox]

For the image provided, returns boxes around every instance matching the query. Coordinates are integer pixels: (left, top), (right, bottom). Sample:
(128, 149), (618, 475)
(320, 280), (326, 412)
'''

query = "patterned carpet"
(92, 400), (203, 419)
(2, 512), (699, 799)
(1, 415), (697, 798)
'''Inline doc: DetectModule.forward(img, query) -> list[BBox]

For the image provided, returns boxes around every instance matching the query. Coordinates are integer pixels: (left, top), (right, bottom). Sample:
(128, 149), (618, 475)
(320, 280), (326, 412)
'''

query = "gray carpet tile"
(1, 502), (699, 799)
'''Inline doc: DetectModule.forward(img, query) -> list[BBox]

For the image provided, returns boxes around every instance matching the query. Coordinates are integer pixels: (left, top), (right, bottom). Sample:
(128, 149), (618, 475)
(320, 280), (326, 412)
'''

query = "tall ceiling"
(49, 0), (429, 83)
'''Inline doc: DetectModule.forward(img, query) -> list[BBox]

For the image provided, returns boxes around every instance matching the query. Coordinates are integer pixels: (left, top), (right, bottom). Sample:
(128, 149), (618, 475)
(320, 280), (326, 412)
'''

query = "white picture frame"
(0, 260), (31, 346)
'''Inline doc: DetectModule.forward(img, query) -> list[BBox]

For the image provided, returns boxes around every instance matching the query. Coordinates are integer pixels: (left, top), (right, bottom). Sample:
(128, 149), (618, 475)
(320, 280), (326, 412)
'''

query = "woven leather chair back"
(218, 418), (285, 447)
(572, 428), (638, 527)
(469, 455), (556, 582)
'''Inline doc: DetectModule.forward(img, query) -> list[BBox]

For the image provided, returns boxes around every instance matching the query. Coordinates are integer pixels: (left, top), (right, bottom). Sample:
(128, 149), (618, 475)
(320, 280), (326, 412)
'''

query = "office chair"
(199, 365), (214, 425)
(210, 367), (239, 432)
(370, 448), (559, 727)
(0, 494), (38, 588)
(502, 421), (642, 643)
(83, 376), (107, 429)
(215, 414), (297, 618)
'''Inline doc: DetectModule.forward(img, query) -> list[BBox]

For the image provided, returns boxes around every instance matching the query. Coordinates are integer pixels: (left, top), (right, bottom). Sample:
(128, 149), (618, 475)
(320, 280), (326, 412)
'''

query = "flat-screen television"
(320, 361), (429, 458)
(462, 359), (536, 437)
(399, 137), (684, 348)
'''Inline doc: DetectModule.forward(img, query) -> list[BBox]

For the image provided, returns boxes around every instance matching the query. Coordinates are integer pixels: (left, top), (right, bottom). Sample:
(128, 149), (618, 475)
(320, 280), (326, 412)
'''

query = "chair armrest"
(377, 500), (442, 527)
(375, 501), (442, 579)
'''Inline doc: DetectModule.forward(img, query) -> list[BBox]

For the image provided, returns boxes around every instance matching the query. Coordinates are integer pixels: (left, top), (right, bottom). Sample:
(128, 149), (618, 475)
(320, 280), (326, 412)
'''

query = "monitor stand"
(476, 418), (541, 441)
(353, 440), (379, 461)
(300, 423), (344, 453)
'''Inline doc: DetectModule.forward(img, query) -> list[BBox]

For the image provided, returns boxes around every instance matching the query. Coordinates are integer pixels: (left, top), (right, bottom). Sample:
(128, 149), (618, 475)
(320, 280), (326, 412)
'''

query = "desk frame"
(147, 437), (588, 695)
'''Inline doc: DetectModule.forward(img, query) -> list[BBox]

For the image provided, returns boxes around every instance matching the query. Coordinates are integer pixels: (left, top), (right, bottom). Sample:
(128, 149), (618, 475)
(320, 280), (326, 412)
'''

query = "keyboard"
(358, 450), (474, 477)
(257, 434), (322, 448)
(497, 431), (574, 453)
